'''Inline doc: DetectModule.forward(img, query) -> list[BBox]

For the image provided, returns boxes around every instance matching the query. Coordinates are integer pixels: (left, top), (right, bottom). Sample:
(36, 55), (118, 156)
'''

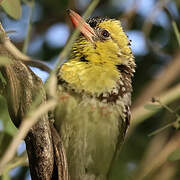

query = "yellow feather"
(58, 19), (134, 95)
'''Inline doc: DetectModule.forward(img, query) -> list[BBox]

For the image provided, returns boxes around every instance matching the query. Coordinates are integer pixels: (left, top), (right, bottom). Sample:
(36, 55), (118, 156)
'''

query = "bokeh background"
(0, 0), (180, 179)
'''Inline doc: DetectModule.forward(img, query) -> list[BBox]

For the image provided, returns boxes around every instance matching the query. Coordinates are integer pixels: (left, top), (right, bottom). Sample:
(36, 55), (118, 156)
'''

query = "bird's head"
(58, 10), (135, 96)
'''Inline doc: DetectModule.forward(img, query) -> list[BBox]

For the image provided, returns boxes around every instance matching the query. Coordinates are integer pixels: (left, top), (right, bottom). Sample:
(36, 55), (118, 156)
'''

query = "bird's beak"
(68, 9), (97, 42)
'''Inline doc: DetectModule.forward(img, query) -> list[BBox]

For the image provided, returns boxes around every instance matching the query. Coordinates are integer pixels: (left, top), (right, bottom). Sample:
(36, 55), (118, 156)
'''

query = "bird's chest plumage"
(54, 88), (126, 179)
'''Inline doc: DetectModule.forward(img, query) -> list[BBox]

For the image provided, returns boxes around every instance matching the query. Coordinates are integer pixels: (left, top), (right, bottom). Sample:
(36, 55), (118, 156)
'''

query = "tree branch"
(129, 83), (180, 134)
(0, 22), (51, 73)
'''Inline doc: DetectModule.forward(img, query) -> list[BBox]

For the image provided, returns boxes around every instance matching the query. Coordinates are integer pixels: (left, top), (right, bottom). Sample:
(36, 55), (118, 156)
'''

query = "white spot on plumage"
(122, 87), (126, 92)
(119, 81), (124, 86)
(112, 88), (118, 94)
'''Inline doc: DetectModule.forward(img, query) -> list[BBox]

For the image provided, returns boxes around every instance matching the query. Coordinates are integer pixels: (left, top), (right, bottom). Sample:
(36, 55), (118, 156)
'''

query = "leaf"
(0, 56), (12, 66)
(168, 148), (180, 161)
(0, 95), (17, 136)
(144, 104), (161, 111)
(1, 0), (21, 19)
(0, 71), (6, 85)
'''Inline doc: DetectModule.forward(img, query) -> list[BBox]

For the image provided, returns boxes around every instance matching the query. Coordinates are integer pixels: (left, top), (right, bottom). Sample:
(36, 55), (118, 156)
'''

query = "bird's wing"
(107, 104), (130, 177)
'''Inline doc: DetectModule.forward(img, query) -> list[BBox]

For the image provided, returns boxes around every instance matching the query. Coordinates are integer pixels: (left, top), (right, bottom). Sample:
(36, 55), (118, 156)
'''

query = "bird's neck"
(58, 61), (120, 95)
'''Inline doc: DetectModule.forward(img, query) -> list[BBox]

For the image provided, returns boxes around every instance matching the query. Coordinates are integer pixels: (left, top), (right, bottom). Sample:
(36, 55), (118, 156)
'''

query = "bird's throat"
(59, 61), (120, 95)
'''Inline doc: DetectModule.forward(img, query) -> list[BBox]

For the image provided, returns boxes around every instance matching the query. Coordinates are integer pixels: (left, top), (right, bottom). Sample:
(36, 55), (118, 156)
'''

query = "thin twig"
(163, 7), (180, 47)
(129, 84), (180, 135)
(22, 0), (35, 53)
(148, 122), (175, 137)
(0, 22), (51, 73)
(2, 152), (28, 173)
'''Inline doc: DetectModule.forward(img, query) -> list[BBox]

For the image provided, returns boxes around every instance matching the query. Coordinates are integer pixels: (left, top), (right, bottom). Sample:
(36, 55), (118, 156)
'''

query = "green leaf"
(0, 71), (6, 85)
(168, 148), (180, 161)
(144, 104), (161, 111)
(0, 56), (12, 66)
(0, 95), (17, 136)
(1, 0), (21, 19)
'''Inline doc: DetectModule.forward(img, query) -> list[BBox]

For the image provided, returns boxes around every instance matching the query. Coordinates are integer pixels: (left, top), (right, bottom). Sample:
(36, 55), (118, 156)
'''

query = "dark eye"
(89, 21), (97, 28)
(101, 30), (110, 38)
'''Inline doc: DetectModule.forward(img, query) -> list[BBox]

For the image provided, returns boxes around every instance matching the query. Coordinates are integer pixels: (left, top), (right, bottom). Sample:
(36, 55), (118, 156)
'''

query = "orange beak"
(68, 9), (97, 42)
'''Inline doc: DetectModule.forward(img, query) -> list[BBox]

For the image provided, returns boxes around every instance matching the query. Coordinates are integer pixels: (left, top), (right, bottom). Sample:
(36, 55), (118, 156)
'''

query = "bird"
(54, 9), (135, 180)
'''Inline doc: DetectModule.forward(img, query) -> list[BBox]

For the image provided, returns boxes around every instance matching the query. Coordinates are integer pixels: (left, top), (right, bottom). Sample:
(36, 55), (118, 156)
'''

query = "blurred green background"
(0, 0), (180, 179)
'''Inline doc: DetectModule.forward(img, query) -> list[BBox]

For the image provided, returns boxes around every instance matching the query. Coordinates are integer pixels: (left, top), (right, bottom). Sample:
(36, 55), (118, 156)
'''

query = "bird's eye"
(101, 30), (110, 38)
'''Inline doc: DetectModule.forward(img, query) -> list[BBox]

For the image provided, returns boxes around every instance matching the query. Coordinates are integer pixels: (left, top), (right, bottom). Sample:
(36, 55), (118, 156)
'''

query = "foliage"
(1, 0), (21, 19)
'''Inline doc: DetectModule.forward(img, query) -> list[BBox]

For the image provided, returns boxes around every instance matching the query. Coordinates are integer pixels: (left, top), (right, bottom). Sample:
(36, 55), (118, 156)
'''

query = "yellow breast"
(60, 60), (120, 95)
